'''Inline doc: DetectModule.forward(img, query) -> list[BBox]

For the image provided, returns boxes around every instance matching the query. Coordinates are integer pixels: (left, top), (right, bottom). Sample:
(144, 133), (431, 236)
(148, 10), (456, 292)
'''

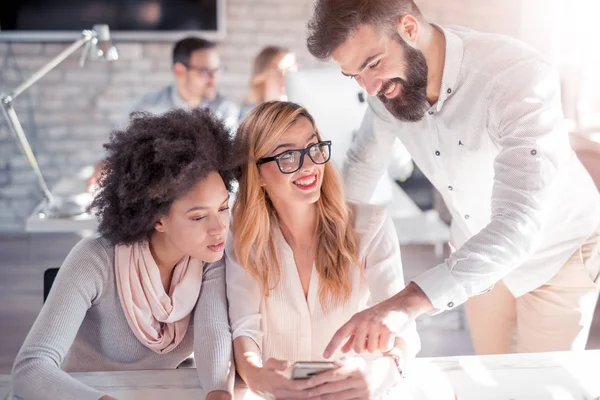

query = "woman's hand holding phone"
(248, 358), (314, 399)
(304, 358), (371, 400)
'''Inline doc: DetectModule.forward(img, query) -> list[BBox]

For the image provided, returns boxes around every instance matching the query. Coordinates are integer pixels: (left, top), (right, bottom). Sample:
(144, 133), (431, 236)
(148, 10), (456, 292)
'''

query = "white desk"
(2, 351), (599, 399)
(25, 167), (97, 234)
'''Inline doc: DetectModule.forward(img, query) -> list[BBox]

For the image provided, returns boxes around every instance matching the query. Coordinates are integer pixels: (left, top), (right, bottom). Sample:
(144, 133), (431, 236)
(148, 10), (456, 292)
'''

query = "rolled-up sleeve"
(413, 61), (564, 312)
(225, 234), (263, 350)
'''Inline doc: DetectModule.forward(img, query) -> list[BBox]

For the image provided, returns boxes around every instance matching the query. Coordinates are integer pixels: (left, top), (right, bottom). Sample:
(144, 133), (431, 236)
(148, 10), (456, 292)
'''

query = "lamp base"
(37, 193), (94, 219)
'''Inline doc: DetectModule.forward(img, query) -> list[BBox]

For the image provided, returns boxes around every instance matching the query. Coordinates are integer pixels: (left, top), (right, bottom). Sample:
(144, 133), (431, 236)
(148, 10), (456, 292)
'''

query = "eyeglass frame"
(182, 63), (222, 78)
(256, 140), (332, 174)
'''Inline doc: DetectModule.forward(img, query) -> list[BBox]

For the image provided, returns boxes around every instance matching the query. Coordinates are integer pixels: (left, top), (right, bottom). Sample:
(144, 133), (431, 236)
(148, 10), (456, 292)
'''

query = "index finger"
(323, 319), (356, 358)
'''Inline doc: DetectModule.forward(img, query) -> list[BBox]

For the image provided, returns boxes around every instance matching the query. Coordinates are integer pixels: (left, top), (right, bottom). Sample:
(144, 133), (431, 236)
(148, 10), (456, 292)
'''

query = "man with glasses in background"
(87, 37), (239, 191)
(131, 36), (239, 129)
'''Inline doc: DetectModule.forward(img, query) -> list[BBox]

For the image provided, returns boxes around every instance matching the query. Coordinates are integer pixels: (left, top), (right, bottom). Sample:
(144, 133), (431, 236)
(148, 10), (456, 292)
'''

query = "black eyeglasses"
(257, 141), (332, 174)
(183, 64), (222, 78)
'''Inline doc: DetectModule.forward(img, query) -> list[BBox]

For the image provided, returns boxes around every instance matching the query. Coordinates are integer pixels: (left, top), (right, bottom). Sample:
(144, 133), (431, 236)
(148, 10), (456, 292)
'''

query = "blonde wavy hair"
(232, 101), (360, 308)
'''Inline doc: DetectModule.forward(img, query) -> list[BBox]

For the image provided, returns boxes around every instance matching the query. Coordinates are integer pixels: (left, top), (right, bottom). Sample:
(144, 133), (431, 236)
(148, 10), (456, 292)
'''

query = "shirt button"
(464, 214), (470, 220)
(447, 88), (452, 94)
(448, 186), (453, 191)
(531, 149), (537, 155)
(447, 302), (454, 308)
(435, 150), (441, 156)
(428, 111), (434, 115)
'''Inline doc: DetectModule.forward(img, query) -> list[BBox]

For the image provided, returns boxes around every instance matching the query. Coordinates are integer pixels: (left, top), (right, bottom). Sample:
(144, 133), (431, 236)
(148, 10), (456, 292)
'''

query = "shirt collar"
(433, 25), (464, 111)
(169, 84), (190, 109)
(168, 84), (222, 110)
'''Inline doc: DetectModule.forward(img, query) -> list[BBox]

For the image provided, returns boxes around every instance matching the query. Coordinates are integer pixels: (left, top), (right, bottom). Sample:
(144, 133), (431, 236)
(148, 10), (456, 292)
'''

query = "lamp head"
(91, 24), (119, 61)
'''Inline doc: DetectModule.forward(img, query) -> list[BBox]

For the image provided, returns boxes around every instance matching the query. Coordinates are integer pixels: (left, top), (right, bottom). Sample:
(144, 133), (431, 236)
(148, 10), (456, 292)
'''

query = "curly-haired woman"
(12, 109), (237, 400)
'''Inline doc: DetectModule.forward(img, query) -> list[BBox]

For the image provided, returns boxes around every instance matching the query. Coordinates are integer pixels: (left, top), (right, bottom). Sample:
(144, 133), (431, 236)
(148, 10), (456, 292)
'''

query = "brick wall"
(0, 0), (572, 231)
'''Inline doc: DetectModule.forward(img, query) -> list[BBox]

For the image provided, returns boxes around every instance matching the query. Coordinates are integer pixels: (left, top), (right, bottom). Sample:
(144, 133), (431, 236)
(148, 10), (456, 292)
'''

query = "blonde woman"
(226, 101), (420, 399)
(238, 46), (297, 122)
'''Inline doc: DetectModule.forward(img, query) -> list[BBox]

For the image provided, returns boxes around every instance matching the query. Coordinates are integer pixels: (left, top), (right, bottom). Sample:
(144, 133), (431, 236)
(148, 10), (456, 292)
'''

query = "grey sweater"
(11, 235), (233, 400)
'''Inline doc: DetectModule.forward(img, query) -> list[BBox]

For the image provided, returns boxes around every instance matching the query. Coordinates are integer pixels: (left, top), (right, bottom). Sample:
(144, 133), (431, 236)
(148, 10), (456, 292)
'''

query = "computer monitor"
(0, 0), (226, 41)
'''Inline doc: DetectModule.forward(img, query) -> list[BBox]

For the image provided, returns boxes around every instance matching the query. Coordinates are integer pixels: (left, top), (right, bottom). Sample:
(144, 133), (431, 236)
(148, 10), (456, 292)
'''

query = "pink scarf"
(115, 241), (203, 354)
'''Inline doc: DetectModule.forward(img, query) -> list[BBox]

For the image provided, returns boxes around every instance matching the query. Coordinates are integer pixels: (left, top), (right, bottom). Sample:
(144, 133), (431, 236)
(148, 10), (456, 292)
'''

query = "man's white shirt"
(343, 25), (600, 312)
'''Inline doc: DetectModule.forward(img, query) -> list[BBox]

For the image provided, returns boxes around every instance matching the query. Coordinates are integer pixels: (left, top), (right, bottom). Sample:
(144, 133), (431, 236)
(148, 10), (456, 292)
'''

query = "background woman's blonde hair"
(251, 46), (290, 77)
(247, 46), (291, 103)
(232, 101), (360, 308)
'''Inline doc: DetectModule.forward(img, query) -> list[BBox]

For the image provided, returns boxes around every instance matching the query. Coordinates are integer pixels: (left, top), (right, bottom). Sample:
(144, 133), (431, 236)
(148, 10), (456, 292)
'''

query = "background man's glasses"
(184, 64), (222, 79)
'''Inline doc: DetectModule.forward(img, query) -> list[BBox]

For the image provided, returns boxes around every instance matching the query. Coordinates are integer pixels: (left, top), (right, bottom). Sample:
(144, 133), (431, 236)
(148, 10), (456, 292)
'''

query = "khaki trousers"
(463, 234), (600, 354)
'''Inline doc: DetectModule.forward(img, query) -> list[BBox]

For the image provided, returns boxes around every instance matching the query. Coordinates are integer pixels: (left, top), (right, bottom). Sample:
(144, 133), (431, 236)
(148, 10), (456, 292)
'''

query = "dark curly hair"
(91, 108), (238, 245)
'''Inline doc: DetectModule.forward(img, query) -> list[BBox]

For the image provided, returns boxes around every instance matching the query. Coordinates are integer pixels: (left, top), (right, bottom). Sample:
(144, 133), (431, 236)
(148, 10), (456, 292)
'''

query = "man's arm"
(411, 60), (564, 313)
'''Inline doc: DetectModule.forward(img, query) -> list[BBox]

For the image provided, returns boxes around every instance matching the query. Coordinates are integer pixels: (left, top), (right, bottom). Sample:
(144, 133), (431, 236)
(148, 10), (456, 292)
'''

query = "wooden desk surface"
(2, 351), (599, 399)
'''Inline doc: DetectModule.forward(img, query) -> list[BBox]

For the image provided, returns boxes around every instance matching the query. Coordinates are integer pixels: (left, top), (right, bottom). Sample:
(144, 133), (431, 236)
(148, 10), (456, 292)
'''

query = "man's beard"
(377, 36), (429, 122)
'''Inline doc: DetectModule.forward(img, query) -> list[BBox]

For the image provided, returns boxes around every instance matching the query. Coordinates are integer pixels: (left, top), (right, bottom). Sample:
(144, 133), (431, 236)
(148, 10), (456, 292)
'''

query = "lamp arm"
(0, 29), (94, 204)
(9, 31), (93, 100)
(0, 103), (54, 203)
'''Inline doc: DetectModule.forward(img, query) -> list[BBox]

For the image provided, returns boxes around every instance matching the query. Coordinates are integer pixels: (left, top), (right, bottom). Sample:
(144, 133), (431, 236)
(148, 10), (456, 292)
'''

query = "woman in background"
(12, 109), (236, 400)
(227, 101), (421, 399)
(239, 46), (297, 122)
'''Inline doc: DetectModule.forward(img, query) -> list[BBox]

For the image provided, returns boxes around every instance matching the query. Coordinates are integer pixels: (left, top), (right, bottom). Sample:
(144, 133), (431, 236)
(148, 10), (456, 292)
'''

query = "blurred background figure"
(131, 36), (239, 129)
(238, 46), (297, 121)
(86, 36), (240, 192)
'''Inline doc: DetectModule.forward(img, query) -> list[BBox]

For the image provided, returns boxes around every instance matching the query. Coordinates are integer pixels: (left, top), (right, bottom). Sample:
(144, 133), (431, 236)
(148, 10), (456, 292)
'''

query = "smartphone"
(290, 361), (336, 379)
